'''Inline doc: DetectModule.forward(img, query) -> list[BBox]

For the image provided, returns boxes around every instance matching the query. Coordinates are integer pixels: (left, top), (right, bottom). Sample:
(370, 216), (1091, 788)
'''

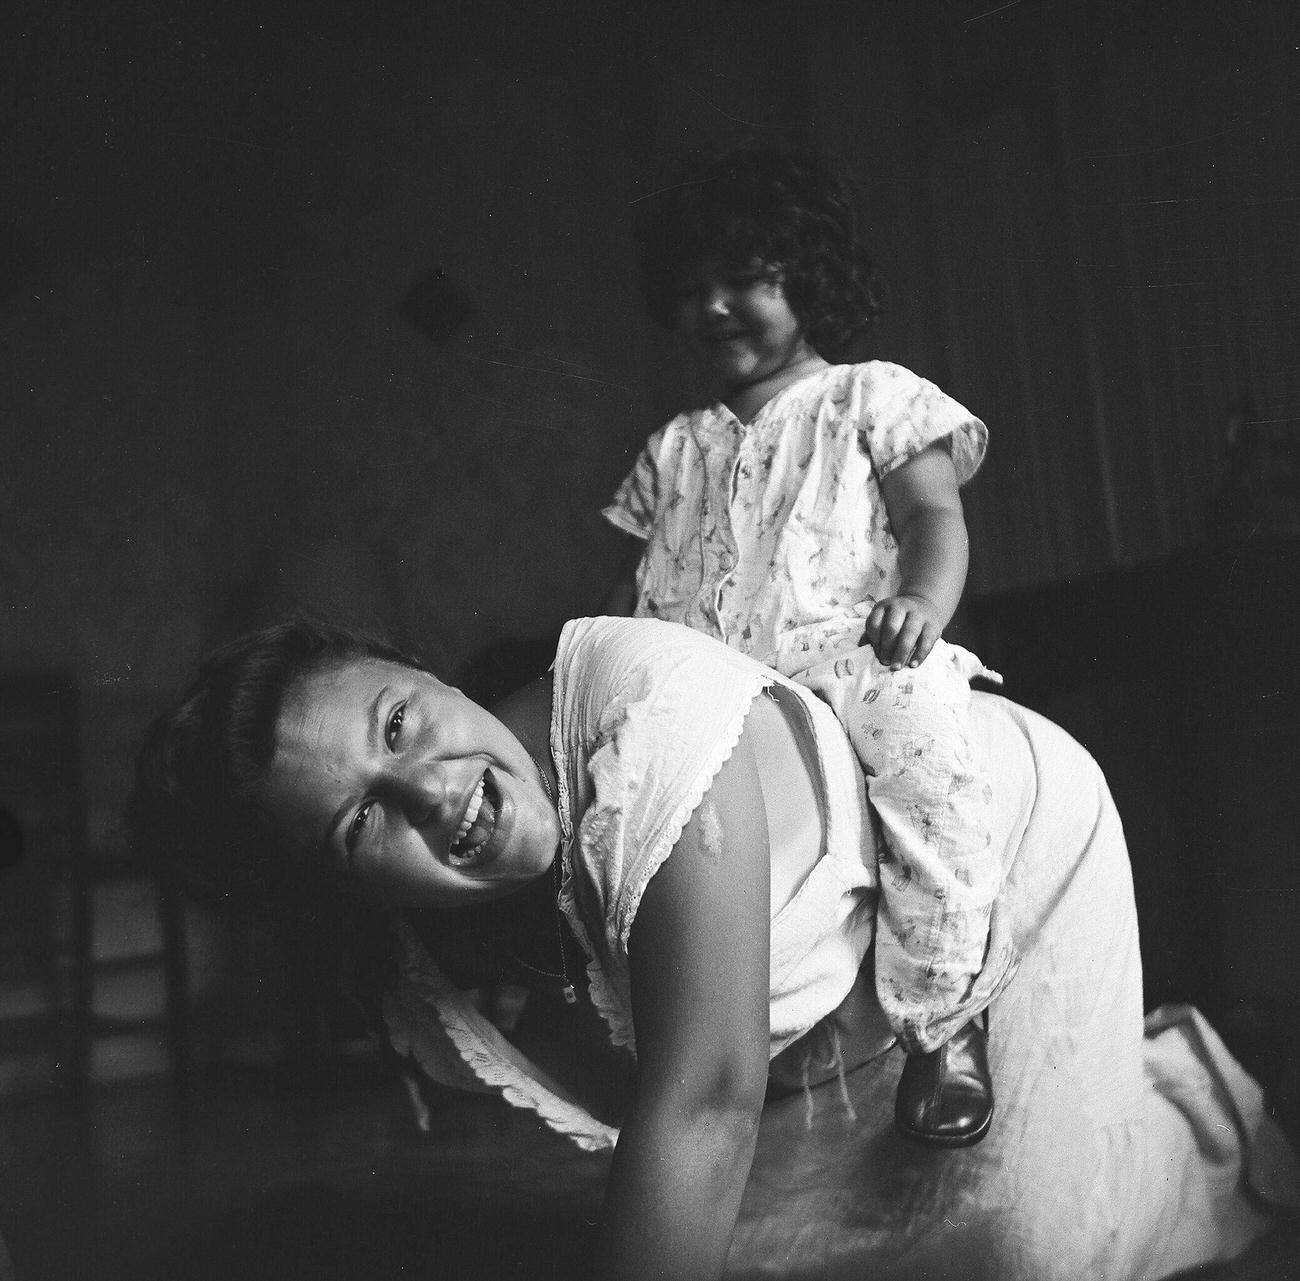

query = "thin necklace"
(508, 751), (576, 1005)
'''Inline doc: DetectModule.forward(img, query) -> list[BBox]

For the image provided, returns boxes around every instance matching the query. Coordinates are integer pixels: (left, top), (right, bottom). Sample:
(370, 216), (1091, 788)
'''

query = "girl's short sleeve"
(602, 425), (668, 540)
(854, 363), (988, 486)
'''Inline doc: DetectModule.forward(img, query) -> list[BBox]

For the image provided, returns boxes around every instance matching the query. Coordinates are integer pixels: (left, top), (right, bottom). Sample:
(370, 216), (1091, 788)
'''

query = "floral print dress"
(605, 362), (1016, 1050)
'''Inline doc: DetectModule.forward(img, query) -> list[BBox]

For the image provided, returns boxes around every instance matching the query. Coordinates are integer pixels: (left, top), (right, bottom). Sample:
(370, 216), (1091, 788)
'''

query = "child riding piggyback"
(604, 146), (1017, 1147)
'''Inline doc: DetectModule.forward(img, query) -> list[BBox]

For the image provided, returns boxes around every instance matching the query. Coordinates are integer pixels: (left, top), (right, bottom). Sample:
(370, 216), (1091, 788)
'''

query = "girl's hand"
(862, 593), (943, 669)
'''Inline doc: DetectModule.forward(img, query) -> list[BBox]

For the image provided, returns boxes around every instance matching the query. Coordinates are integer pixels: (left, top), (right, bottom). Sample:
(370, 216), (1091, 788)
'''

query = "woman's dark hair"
(638, 145), (884, 355)
(124, 619), (425, 907)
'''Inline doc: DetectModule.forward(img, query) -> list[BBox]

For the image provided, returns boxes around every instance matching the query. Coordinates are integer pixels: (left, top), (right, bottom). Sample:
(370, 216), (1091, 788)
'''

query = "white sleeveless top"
(552, 616), (878, 1057)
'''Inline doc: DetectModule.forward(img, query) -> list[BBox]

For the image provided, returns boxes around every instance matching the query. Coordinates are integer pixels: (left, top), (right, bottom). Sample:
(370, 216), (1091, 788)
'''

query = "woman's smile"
(450, 773), (490, 862)
(446, 768), (515, 870)
(262, 659), (561, 908)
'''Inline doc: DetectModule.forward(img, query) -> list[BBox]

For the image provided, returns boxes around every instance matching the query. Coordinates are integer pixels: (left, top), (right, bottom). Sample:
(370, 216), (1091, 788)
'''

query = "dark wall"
(3, 3), (661, 835)
(6, 0), (1295, 819)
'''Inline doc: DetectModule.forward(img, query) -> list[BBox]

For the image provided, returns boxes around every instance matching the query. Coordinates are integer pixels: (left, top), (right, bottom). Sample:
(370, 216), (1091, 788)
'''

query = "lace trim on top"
(384, 917), (618, 1153)
(551, 647), (771, 1055)
(551, 691), (631, 1051)
(612, 688), (761, 959)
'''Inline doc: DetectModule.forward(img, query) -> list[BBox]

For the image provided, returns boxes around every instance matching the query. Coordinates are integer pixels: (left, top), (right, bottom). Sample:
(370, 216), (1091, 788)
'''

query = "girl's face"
(672, 260), (817, 393)
(262, 659), (561, 910)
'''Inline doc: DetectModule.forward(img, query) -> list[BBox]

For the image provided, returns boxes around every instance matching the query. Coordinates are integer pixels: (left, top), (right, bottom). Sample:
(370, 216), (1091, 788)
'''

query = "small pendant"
(561, 984), (577, 1005)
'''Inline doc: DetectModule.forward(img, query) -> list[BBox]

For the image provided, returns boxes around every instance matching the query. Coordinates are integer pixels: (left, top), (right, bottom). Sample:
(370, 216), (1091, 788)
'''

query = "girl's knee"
(845, 661), (970, 771)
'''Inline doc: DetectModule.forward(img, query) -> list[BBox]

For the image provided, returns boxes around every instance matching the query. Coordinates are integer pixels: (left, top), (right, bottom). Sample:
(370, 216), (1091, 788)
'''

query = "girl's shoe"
(894, 1013), (993, 1147)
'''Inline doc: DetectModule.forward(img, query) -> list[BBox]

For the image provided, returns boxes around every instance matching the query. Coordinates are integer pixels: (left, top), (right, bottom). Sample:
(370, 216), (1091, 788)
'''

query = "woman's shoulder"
(555, 617), (770, 702)
(557, 621), (776, 959)
(552, 619), (778, 836)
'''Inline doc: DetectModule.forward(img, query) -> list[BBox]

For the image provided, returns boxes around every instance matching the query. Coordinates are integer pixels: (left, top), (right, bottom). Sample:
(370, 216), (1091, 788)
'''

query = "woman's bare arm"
(595, 717), (772, 1281)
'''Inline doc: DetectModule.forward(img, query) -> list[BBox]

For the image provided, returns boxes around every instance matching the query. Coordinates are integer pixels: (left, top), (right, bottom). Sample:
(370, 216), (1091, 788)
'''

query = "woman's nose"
(394, 764), (447, 827)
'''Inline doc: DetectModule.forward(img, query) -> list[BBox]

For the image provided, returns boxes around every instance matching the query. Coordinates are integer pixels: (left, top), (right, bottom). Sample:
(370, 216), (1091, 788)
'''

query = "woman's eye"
(385, 703), (406, 748)
(349, 801), (373, 844)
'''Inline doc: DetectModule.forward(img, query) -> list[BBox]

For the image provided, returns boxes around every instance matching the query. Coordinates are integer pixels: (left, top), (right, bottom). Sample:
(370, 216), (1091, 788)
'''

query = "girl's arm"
(866, 442), (970, 668)
(595, 717), (771, 1281)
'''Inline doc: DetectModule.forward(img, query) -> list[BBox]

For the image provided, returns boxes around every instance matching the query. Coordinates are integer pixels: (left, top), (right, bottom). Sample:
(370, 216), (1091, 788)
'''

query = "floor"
(1, 1058), (1298, 1281)
(0, 1011), (1276, 1272)
(0, 1064), (608, 1281)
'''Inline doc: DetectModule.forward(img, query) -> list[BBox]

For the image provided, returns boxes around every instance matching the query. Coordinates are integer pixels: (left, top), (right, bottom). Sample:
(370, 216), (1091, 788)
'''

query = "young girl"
(604, 146), (1018, 1145)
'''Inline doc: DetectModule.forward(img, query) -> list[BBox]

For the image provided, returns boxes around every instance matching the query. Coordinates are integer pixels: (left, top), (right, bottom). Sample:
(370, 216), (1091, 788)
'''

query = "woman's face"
(262, 658), (561, 909)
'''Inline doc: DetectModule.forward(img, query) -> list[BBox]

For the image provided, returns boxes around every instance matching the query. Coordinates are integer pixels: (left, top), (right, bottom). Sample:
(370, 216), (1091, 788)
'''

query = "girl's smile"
(673, 260), (828, 417)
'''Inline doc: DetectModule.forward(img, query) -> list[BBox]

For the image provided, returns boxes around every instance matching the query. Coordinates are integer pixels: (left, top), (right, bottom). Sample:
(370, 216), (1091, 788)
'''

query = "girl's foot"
(894, 1013), (993, 1147)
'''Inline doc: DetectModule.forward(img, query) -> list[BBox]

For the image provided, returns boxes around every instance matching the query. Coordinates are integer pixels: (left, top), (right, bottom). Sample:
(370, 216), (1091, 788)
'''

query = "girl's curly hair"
(638, 145), (884, 355)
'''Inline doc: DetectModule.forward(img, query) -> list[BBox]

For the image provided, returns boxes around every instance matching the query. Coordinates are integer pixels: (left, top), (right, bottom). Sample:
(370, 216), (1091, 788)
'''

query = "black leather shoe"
(894, 1014), (993, 1147)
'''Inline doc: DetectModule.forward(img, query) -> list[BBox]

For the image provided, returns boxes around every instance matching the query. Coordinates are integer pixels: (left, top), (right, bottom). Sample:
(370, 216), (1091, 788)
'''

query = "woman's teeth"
(454, 778), (485, 847)
(449, 774), (497, 865)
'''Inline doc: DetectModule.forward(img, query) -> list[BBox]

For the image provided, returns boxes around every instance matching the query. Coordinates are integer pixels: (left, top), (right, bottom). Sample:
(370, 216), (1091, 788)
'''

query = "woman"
(129, 614), (1296, 1280)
